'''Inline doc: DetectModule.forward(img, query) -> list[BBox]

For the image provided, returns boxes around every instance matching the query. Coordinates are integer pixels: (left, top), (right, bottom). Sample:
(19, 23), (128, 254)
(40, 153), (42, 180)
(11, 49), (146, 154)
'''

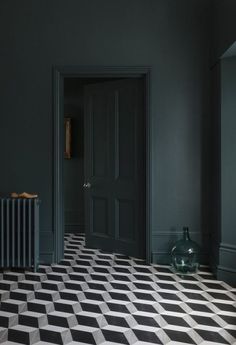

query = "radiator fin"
(0, 198), (39, 270)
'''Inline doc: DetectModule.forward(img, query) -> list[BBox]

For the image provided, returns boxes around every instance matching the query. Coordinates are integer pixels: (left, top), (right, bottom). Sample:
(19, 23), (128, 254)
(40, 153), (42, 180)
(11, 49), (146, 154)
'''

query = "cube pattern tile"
(0, 233), (235, 345)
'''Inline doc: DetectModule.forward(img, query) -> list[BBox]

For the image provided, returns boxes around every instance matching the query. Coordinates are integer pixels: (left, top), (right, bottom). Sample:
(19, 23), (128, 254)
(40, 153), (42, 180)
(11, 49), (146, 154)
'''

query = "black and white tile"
(0, 233), (235, 344)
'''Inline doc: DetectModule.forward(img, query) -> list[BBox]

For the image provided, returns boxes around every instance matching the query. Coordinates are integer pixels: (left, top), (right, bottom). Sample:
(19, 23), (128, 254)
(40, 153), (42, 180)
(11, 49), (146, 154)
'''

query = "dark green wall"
(0, 0), (211, 264)
(218, 57), (236, 284)
(221, 58), (236, 243)
(211, 0), (236, 284)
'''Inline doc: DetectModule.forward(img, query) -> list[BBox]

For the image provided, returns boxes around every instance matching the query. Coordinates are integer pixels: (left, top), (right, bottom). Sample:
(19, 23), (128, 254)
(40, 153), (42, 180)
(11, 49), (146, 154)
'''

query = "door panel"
(116, 198), (135, 241)
(92, 197), (109, 236)
(116, 93), (136, 179)
(84, 78), (145, 258)
(91, 95), (109, 177)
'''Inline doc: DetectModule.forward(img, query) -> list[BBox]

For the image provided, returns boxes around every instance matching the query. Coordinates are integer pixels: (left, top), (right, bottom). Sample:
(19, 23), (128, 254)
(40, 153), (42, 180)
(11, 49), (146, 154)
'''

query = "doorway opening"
(53, 67), (151, 264)
(64, 78), (111, 235)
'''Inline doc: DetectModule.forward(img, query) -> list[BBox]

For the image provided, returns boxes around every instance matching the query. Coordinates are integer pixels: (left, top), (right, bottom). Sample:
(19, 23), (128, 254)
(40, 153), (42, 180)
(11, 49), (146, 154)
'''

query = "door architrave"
(53, 66), (152, 263)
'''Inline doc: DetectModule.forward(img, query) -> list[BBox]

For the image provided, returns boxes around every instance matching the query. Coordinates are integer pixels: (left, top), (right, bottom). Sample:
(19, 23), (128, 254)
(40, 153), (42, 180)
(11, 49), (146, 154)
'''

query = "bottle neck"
(183, 227), (190, 241)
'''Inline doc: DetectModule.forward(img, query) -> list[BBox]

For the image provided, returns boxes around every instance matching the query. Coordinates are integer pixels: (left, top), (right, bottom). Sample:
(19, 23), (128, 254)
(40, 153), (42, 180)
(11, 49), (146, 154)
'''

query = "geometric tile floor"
(0, 233), (235, 345)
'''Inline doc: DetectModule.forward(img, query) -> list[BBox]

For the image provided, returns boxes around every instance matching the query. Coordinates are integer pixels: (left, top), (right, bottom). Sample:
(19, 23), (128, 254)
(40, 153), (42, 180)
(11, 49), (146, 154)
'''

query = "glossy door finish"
(84, 79), (145, 258)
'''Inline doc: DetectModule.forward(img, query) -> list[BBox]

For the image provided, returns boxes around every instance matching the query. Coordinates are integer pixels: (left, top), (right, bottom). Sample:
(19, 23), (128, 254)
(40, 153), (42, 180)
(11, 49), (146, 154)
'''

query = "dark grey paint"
(84, 79), (145, 258)
(0, 0), (211, 264)
(218, 57), (236, 285)
(211, 1), (236, 284)
(221, 58), (236, 244)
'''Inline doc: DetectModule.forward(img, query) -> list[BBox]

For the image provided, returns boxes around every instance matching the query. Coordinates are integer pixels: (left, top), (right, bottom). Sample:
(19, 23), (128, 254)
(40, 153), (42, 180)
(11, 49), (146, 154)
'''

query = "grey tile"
(0, 233), (235, 345)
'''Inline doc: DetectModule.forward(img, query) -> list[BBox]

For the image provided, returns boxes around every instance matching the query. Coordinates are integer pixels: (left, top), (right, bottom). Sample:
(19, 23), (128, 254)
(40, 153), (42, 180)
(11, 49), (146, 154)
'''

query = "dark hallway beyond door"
(64, 79), (85, 234)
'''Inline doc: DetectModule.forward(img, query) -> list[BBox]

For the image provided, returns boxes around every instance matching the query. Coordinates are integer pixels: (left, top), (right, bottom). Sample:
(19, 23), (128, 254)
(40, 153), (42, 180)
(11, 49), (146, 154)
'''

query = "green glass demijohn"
(171, 227), (200, 274)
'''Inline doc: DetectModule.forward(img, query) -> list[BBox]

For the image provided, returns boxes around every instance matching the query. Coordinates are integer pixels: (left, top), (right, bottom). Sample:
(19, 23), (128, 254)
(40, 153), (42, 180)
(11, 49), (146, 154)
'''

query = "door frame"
(53, 66), (152, 263)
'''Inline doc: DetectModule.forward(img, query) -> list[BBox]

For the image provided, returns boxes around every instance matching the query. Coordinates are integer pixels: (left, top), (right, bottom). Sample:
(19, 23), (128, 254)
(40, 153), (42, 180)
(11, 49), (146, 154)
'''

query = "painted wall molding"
(217, 242), (236, 285)
(152, 251), (209, 265)
(152, 230), (203, 236)
(39, 251), (54, 264)
(219, 242), (236, 252)
(218, 265), (236, 273)
(217, 266), (236, 285)
(65, 223), (85, 233)
(53, 65), (152, 264)
(152, 229), (210, 265)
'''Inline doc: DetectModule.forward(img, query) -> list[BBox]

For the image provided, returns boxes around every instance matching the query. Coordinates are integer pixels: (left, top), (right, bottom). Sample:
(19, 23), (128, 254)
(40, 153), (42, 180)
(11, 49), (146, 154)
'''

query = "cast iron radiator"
(0, 198), (40, 271)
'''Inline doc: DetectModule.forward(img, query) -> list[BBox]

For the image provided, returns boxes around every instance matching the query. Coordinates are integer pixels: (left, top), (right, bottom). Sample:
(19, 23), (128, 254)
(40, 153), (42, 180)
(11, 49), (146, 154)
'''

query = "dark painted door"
(84, 79), (145, 258)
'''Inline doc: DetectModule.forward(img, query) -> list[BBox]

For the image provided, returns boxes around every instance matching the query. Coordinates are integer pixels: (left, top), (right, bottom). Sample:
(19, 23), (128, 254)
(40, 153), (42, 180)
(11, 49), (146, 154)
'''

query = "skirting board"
(65, 223), (85, 233)
(217, 242), (236, 285)
(152, 252), (209, 265)
(39, 230), (54, 264)
(39, 252), (54, 265)
(217, 266), (236, 286)
(152, 230), (210, 265)
(152, 252), (171, 265)
(209, 239), (220, 275)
